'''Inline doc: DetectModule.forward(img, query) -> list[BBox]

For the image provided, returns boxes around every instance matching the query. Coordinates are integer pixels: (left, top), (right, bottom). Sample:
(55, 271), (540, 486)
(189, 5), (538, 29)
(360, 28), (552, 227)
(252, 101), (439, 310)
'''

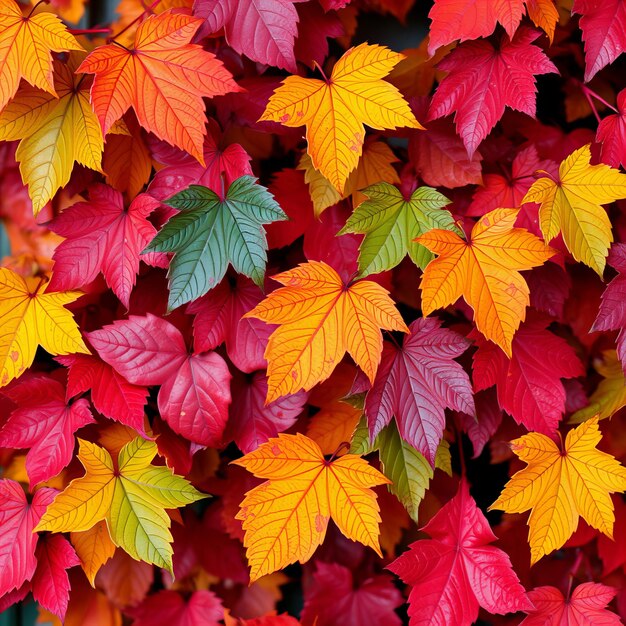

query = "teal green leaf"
(339, 181), (458, 276)
(143, 176), (287, 310)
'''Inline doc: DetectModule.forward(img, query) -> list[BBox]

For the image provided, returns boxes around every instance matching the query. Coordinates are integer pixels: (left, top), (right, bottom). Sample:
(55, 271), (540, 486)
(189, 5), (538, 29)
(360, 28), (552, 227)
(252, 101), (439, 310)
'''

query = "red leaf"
(573, 0), (626, 82)
(455, 389), (503, 459)
(195, 0), (300, 71)
(521, 583), (621, 625)
(597, 90), (626, 173)
(57, 353), (149, 435)
(131, 590), (224, 626)
(366, 318), (475, 465)
(294, 2), (343, 70)
(598, 496), (626, 575)
(32, 534), (80, 621)
(0, 374), (94, 486)
(301, 561), (402, 626)
(88, 314), (231, 446)
(0, 480), (55, 597)
(471, 313), (583, 434)
(429, 28), (557, 157)
(389, 480), (532, 626)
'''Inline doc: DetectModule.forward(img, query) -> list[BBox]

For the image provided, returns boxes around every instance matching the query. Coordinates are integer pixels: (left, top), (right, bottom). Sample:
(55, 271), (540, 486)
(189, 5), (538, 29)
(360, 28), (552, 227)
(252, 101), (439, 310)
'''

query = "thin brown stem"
(107, 0), (161, 43)
(27, 0), (49, 18)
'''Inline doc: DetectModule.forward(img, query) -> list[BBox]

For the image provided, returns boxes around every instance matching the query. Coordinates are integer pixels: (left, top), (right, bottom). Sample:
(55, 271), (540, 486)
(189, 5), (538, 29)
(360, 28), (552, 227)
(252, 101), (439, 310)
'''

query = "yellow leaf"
(35, 437), (206, 571)
(526, 0), (559, 43)
(233, 433), (389, 581)
(71, 521), (116, 586)
(416, 208), (555, 356)
(0, 268), (89, 387)
(489, 417), (626, 564)
(307, 400), (362, 455)
(522, 144), (626, 275)
(0, 0), (83, 112)
(0, 54), (103, 215)
(244, 260), (408, 403)
(260, 43), (421, 194)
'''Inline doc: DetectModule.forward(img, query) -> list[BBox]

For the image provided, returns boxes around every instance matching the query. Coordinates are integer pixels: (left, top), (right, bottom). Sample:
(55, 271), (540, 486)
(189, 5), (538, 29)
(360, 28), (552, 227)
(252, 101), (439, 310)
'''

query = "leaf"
(427, 0), (558, 54)
(32, 534), (80, 621)
(520, 583), (621, 625)
(87, 314), (231, 446)
(97, 550), (153, 608)
(0, 0), (83, 112)
(0, 54), (103, 215)
(131, 590), (224, 626)
(597, 89), (626, 169)
(244, 260), (408, 403)
(339, 181), (457, 276)
(429, 28), (557, 157)
(522, 144), (626, 276)
(195, 0), (299, 71)
(35, 437), (206, 571)
(389, 480), (532, 626)
(70, 521), (116, 586)
(0, 480), (55, 597)
(573, 0), (626, 82)
(47, 184), (160, 308)
(301, 561), (403, 626)
(0, 373), (94, 486)
(260, 43), (421, 194)
(144, 177), (286, 311)
(365, 317), (474, 464)
(489, 417), (626, 564)
(233, 432), (390, 582)
(471, 313), (584, 435)
(416, 208), (555, 357)
(77, 11), (240, 162)
(0, 268), (89, 388)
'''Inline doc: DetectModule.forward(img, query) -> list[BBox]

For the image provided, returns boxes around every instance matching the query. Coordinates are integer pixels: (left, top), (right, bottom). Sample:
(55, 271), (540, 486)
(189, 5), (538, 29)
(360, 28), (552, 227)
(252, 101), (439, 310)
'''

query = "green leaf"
(143, 176), (287, 310)
(339, 181), (458, 276)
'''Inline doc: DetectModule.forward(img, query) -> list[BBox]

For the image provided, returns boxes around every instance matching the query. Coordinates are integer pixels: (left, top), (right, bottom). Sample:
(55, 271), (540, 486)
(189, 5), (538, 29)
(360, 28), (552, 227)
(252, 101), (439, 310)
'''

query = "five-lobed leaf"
(144, 176), (286, 311)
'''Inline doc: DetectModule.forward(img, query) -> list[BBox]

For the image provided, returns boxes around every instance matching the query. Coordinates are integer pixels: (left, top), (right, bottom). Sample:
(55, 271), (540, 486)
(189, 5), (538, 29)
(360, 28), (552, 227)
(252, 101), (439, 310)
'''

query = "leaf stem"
(581, 83), (618, 114)
(107, 0), (161, 43)
(313, 60), (330, 83)
(328, 441), (350, 463)
(68, 27), (112, 35)
(27, 0), (49, 18)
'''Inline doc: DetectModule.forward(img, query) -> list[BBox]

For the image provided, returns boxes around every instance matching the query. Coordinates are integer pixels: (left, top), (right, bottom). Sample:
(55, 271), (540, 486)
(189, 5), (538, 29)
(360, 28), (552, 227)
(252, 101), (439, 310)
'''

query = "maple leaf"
(47, 184), (160, 308)
(0, 268), (89, 388)
(77, 11), (240, 163)
(416, 208), (555, 357)
(573, 0), (626, 82)
(429, 28), (557, 157)
(428, 0), (559, 54)
(472, 313), (584, 435)
(294, 2), (343, 70)
(0, 373), (94, 486)
(260, 43), (421, 194)
(244, 260), (408, 403)
(389, 480), (532, 626)
(521, 583), (621, 625)
(489, 417), (626, 564)
(523, 144), (626, 276)
(597, 89), (626, 170)
(70, 521), (116, 586)
(365, 317), (474, 464)
(97, 549), (154, 608)
(88, 314), (231, 447)
(339, 182), (459, 276)
(131, 590), (224, 626)
(233, 432), (390, 581)
(144, 176), (286, 311)
(35, 437), (206, 570)
(0, 0), (83, 112)
(0, 479), (55, 597)
(301, 561), (403, 626)
(0, 54), (104, 215)
(195, 0), (299, 71)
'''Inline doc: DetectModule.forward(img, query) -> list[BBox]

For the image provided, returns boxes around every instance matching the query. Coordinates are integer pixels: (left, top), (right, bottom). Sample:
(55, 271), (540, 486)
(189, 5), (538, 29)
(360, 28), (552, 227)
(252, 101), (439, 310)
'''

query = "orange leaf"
(244, 260), (408, 403)
(416, 208), (555, 356)
(70, 521), (116, 587)
(77, 11), (240, 163)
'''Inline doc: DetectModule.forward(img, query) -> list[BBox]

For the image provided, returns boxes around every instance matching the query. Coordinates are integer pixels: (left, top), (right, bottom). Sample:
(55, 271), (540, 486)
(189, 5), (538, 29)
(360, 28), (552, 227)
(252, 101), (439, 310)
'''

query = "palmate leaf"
(144, 176), (286, 311)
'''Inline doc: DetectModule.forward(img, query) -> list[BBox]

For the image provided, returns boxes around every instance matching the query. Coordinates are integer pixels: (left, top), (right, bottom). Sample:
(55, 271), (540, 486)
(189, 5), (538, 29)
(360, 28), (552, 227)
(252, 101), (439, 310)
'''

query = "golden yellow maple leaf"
(260, 43), (421, 194)
(233, 433), (390, 582)
(489, 417), (626, 564)
(244, 260), (408, 403)
(35, 437), (206, 571)
(416, 208), (556, 357)
(0, 268), (89, 387)
(70, 521), (116, 586)
(0, 54), (103, 215)
(0, 0), (83, 112)
(522, 144), (626, 276)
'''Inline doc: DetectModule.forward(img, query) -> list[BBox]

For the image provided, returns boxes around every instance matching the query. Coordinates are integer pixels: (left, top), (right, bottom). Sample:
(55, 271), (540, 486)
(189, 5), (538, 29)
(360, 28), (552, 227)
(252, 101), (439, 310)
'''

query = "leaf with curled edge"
(233, 433), (390, 582)
(489, 417), (626, 564)
(35, 437), (206, 571)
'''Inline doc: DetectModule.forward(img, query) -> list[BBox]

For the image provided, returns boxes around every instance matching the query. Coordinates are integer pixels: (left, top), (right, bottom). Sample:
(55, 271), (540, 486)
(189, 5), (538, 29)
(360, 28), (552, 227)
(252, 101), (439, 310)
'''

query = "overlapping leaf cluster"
(3, 0), (626, 624)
